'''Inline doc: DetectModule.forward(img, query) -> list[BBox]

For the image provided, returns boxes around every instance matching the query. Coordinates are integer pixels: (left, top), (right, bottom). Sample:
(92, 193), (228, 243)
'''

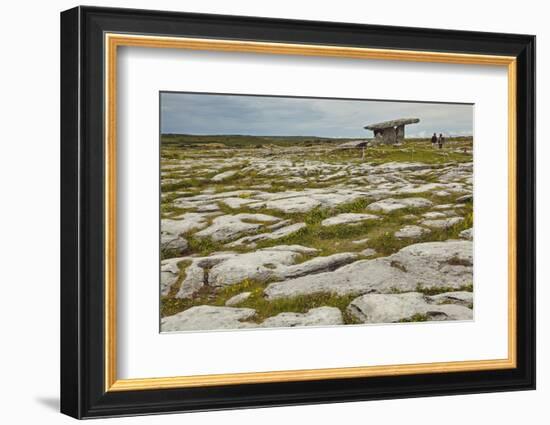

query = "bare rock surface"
(421, 217), (464, 229)
(360, 248), (377, 257)
(220, 197), (257, 209)
(264, 240), (472, 300)
(161, 145), (475, 331)
(429, 291), (473, 307)
(195, 213), (280, 242)
(250, 196), (321, 213)
(161, 305), (257, 332)
(247, 189), (366, 213)
(459, 227), (473, 240)
(394, 225), (430, 239)
(211, 170), (237, 182)
(367, 197), (433, 213)
(161, 212), (213, 236)
(161, 232), (188, 253)
(161, 257), (187, 296)
(208, 250), (358, 286)
(225, 292), (252, 306)
(226, 222), (306, 248)
(175, 252), (237, 299)
(347, 292), (473, 323)
(261, 307), (344, 328)
(281, 253), (359, 279)
(175, 245), (355, 298)
(321, 213), (379, 226)
(208, 248), (302, 286)
(422, 211), (447, 219)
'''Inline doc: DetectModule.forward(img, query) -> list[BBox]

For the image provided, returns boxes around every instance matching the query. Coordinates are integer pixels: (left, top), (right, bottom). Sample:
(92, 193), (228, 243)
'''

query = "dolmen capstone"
(364, 117), (420, 145)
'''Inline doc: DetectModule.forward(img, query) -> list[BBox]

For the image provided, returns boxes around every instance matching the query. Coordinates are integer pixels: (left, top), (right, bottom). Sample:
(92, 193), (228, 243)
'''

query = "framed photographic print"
(60, 6), (536, 419)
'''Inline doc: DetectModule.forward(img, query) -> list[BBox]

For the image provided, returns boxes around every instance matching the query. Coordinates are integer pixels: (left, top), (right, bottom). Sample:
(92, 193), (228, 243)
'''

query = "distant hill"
(161, 133), (473, 148)
(161, 134), (364, 148)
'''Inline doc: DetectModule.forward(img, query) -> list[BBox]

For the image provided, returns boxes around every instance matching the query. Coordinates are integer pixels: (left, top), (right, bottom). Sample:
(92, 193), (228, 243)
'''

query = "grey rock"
(261, 307), (344, 328)
(421, 217), (464, 229)
(321, 213), (379, 226)
(220, 197), (258, 209)
(226, 222), (306, 247)
(161, 232), (188, 253)
(160, 257), (186, 296)
(161, 306), (257, 332)
(374, 162), (432, 173)
(265, 245), (318, 254)
(347, 292), (473, 324)
(208, 248), (301, 286)
(209, 249), (358, 286)
(195, 203), (220, 212)
(247, 189), (366, 213)
(433, 204), (454, 210)
(337, 140), (370, 149)
(175, 252), (237, 299)
(394, 183), (444, 195)
(360, 248), (377, 257)
(394, 225), (430, 239)
(161, 213), (212, 236)
(459, 228), (473, 241)
(282, 253), (359, 279)
(367, 197), (432, 213)
(422, 211), (447, 219)
(251, 196), (321, 213)
(429, 291), (473, 307)
(174, 190), (260, 209)
(195, 213), (280, 242)
(264, 240), (472, 300)
(225, 292), (252, 306)
(211, 170), (237, 182)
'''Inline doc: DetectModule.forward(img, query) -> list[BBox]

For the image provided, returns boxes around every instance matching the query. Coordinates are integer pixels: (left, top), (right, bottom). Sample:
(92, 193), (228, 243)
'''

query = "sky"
(160, 92), (473, 138)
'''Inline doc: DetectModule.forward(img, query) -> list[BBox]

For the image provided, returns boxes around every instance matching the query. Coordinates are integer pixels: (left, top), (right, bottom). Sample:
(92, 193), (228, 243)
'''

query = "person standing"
(431, 132), (437, 148)
(438, 133), (445, 149)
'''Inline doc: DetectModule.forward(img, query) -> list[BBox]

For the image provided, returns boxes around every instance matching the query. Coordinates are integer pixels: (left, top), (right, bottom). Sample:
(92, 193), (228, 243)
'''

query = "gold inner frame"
(104, 33), (517, 392)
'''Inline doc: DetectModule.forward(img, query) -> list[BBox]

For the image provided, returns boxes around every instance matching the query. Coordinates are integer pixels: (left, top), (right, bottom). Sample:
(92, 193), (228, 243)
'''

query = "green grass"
(415, 283), (473, 296)
(161, 277), (361, 324)
(159, 135), (474, 325)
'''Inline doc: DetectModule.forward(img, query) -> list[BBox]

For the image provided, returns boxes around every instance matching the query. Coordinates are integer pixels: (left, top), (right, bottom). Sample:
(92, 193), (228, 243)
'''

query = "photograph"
(159, 92), (475, 332)
(57, 4), (536, 420)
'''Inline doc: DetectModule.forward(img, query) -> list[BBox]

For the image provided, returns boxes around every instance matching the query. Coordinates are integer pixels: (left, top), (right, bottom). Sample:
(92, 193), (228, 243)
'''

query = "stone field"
(160, 137), (474, 332)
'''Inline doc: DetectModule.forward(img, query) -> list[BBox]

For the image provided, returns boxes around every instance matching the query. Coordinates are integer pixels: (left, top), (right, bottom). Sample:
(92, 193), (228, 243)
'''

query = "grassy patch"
(415, 283), (473, 296)
(161, 277), (361, 324)
(186, 236), (226, 256)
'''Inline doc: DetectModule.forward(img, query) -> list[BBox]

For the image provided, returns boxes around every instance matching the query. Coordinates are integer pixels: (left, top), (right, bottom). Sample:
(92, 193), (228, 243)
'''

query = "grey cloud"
(161, 92), (473, 138)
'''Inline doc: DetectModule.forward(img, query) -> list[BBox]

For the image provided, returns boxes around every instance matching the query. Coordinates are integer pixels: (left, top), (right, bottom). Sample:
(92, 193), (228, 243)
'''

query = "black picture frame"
(60, 5), (536, 419)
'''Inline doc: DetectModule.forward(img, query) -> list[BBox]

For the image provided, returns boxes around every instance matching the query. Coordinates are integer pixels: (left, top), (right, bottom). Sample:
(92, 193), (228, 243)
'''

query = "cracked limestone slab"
(264, 240), (472, 300)
(211, 170), (237, 182)
(346, 292), (473, 324)
(161, 305), (257, 332)
(194, 213), (281, 242)
(421, 217), (464, 229)
(226, 222), (306, 248)
(367, 197), (433, 213)
(394, 225), (430, 239)
(321, 213), (379, 227)
(260, 307), (344, 328)
(459, 228), (473, 240)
